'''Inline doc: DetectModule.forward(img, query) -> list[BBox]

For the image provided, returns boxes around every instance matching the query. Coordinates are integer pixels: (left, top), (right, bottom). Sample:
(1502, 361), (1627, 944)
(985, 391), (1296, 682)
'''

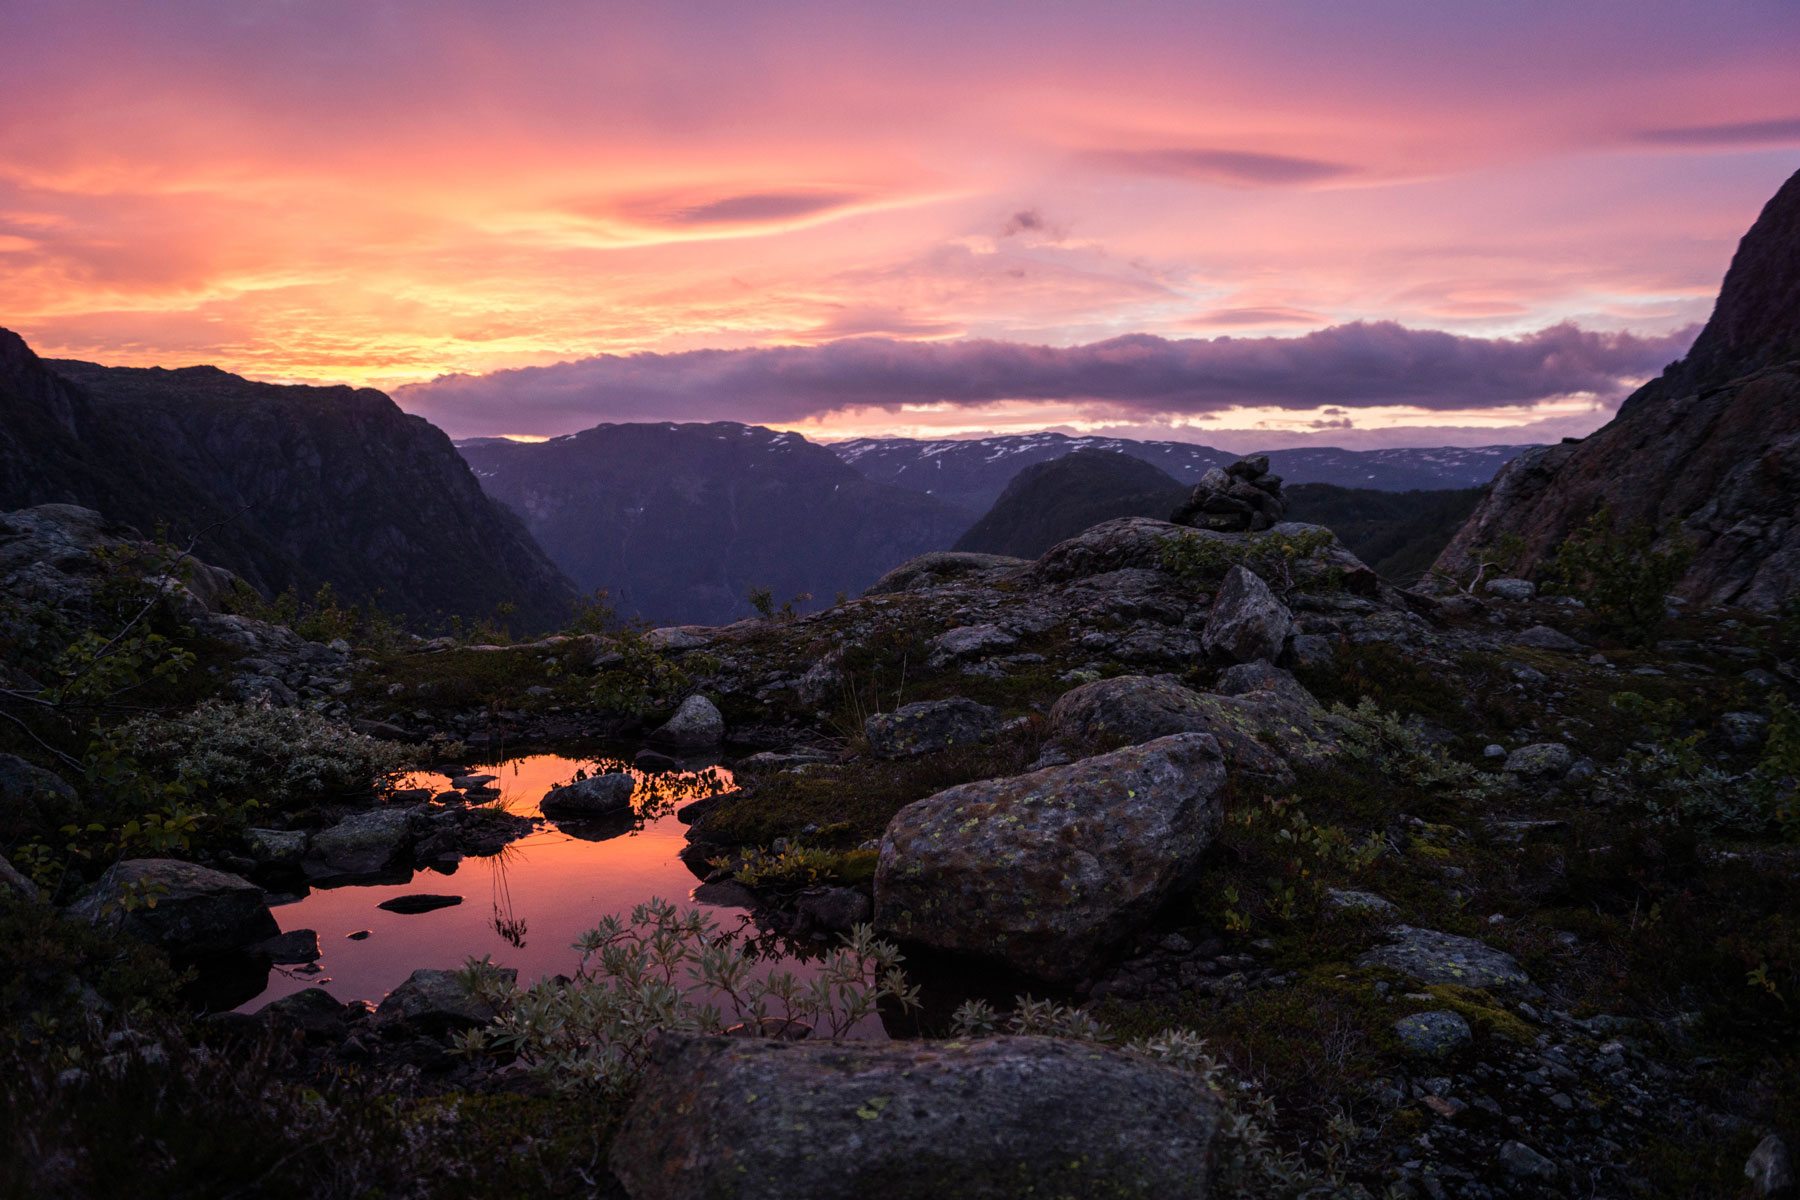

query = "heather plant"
(1332, 697), (1497, 796)
(1158, 526), (1338, 594)
(453, 898), (919, 1097)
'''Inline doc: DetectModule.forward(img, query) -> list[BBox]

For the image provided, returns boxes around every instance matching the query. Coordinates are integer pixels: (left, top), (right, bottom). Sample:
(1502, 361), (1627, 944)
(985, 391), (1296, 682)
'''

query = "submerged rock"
(875, 733), (1226, 981)
(68, 859), (276, 955)
(611, 1033), (1222, 1200)
(864, 697), (1000, 758)
(376, 893), (464, 915)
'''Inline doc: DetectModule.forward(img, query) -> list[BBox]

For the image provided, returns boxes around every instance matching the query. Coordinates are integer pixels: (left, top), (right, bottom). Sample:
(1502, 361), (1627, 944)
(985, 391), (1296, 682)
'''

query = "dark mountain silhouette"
(457, 422), (971, 625)
(0, 329), (576, 630)
(953, 450), (1187, 557)
(1436, 168), (1800, 610)
(950, 445), (1480, 581)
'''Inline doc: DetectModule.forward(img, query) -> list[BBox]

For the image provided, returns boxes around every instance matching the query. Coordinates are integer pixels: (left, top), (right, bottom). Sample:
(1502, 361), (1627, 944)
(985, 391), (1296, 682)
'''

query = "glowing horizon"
(3, 1), (1797, 444)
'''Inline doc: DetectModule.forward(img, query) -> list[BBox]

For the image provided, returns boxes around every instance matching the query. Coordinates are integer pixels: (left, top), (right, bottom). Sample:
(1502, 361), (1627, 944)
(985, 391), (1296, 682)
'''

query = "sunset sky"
(3, 1), (1798, 446)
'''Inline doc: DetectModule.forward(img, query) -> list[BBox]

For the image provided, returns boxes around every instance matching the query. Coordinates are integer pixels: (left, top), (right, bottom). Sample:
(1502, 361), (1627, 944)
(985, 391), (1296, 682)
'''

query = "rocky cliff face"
(1435, 169), (1800, 611)
(458, 422), (971, 625)
(0, 329), (576, 630)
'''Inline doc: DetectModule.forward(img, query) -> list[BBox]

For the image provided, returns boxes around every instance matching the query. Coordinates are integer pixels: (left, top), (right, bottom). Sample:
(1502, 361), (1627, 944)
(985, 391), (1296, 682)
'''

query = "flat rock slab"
(1358, 925), (1536, 994)
(611, 1034), (1221, 1200)
(377, 893), (464, 915)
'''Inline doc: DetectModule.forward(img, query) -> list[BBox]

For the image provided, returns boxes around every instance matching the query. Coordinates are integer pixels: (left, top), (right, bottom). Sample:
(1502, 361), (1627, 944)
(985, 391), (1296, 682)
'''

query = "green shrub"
(1158, 527), (1337, 592)
(717, 844), (878, 893)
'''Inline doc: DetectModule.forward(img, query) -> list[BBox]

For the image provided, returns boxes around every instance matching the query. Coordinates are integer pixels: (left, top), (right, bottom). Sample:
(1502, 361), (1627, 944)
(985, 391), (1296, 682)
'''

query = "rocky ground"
(3, 503), (1797, 1198)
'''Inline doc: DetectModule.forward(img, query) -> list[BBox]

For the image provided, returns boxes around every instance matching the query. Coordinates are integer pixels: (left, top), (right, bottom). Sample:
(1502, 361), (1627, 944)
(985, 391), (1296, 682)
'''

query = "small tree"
(1543, 507), (1692, 645)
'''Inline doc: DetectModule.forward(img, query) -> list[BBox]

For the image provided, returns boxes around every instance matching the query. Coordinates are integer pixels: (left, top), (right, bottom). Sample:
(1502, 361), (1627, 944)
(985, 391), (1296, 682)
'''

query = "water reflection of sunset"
(244, 754), (741, 1012)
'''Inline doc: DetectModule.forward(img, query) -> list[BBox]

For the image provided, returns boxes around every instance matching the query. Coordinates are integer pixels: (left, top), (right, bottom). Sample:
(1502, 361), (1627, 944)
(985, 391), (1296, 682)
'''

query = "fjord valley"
(4, 1), (1800, 1195)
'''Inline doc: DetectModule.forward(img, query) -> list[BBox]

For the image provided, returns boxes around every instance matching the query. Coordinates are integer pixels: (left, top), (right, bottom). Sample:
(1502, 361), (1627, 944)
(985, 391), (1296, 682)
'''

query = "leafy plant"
(1158, 527), (1338, 594)
(1542, 506), (1692, 645)
(714, 844), (878, 893)
(453, 898), (919, 1096)
(747, 585), (811, 622)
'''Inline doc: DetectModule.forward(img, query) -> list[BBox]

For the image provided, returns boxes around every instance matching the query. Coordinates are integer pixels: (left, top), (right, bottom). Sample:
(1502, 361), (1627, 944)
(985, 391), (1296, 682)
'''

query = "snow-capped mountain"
(832, 433), (1535, 516)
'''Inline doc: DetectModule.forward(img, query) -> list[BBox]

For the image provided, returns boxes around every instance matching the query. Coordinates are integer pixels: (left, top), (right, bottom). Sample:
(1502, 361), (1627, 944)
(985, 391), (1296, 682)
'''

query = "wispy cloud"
(1635, 117), (1800, 148)
(1084, 147), (1354, 187)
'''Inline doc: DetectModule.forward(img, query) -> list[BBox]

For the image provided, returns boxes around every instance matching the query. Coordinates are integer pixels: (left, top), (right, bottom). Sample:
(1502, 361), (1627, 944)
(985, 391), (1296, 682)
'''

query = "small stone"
(1503, 742), (1574, 778)
(650, 694), (726, 748)
(1325, 888), (1397, 915)
(1484, 578), (1535, 601)
(1498, 1140), (1558, 1179)
(346, 929), (372, 940)
(1512, 624), (1581, 651)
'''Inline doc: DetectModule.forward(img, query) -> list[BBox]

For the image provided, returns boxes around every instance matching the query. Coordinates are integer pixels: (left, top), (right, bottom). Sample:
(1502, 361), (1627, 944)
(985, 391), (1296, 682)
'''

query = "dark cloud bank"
(399, 321), (1698, 438)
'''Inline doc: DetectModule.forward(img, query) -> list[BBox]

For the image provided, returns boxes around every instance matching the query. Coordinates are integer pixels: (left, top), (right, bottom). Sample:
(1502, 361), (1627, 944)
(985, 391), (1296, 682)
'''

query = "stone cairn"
(1170, 455), (1287, 532)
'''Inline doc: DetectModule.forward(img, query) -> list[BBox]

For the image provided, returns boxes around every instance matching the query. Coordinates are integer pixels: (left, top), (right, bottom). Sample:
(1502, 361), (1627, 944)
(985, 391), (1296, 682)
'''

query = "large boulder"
(303, 807), (418, 878)
(875, 733), (1226, 981)
(611, 1033), (1222, 1200)
(68, 859), (276, 954)
(650, 695), (725, 748)
(0, 752), (78, 842)
(864, 698), (1000, 759)
(866, 551), (1029, 595)
(1048, 672), (1332, 790)
(1032, 516), (1193, 583)
(540, 771), (636, 818)
(0, 852), (40, 901)
(1202, 565), (1296, 663)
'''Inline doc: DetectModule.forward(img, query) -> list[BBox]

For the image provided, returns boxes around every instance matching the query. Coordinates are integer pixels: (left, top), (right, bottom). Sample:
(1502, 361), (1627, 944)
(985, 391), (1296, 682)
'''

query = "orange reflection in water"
(242, 754), (738, 1012)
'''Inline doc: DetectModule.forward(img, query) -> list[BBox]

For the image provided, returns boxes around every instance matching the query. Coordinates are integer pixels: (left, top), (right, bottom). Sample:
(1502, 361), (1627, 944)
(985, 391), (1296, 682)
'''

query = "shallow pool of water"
(239, 752), (742, 1012)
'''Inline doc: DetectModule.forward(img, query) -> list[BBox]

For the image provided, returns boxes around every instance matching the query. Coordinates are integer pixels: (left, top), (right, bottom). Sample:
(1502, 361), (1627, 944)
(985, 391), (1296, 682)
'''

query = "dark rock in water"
(1434, 169), (1800, 612)
(875, 733), (1226, 981)
(611, 1033), (1222, 1200)
(68, 859), (277, 955)
(650, 694), (725, 748)
(1201, 565), (1296, 663)
(690, 879), (761, 909)
(376, 966), (514, 1031)
(376, 893), (464, 915)
(253, 928), (321, 963)
(346, 929), (372, 941)
(255, 987), (349, 1040)
(1172, 455), (1287, 532)
(540, 772), (635, 817)
(864, 697), (1000, 759)
(304, 807), (419, 879)
(790, 886), (872, 937)
(633, 748), (678, 771)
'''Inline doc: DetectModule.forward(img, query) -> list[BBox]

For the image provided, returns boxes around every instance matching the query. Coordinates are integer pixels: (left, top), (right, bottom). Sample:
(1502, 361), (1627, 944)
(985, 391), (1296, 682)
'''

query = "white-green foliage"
(1332, 697), (1497, 796)
(453, 898), (919, 1097)
(114, 699), (411, 810)
(948, 997), (1359, 1197)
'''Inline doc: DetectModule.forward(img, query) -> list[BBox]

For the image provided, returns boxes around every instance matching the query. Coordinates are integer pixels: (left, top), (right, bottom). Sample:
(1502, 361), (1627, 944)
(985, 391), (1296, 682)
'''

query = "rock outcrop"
(68, 859), (277, 955)
(1434, 169), (1800, 611)
(611, 1033), (1222, 1200)
(874, 733), (1226, 980)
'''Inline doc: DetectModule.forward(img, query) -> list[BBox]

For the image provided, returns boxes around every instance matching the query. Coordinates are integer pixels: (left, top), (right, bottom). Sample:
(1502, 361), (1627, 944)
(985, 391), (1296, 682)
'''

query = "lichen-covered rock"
(1393, 1010), (1473, 1057)
(864, 698), (1000, 758)
(1358, 925), (1535, 994)
(1503, 742), (1574, 779)
(376, 966), (515, 1030)
(244, 827), (307, 867)
(68, 859), (276, 955)
(651, 694), (725, 748)
(540, 771), (636, 817)
(303, 807), (418, 878)
(1202, 565), (1295, 663)
(1033, 516), (1192, 583)
(875, 733), (1226, 981)
(610, 1033), (1222, 1200)
(927, 623), (1018, 665)
(1048, 673), (1333, 790)
(1484, 578), (1536, 601)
